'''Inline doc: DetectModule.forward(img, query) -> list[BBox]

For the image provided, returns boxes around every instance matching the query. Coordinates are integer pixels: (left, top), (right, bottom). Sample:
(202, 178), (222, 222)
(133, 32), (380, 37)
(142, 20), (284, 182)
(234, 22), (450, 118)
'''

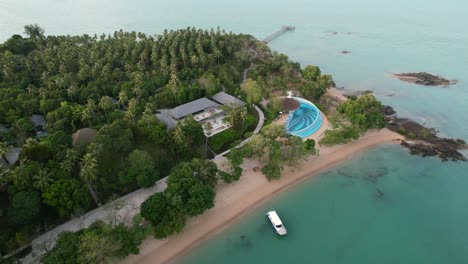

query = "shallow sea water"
(180, 145), (468, 264)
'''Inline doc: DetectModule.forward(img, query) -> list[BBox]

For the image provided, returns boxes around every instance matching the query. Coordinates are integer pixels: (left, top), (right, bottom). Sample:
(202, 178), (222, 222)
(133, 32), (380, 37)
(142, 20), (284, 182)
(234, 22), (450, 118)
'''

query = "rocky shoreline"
(392, 72), (457, 87)
(383, 106), (466, 161)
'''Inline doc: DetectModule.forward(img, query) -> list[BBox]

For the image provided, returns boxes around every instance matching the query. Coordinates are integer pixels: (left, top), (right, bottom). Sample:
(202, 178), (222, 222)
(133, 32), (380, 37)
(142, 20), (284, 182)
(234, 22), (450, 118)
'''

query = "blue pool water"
(285, 97), (323, 138)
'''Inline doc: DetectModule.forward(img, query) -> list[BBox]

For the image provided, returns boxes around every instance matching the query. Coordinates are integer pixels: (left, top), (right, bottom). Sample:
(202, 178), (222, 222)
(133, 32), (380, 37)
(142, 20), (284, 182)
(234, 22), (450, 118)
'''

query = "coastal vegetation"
(0, 24), (253, 257)
(320, 93), (386, 146)
(0, 23), (319, 260)
(299, 65), (335, 100)
(242, 124), (316, 180)
(208, 105), (256, 153)
(41, 220), (147, 264)
(140, 159), (218, 238)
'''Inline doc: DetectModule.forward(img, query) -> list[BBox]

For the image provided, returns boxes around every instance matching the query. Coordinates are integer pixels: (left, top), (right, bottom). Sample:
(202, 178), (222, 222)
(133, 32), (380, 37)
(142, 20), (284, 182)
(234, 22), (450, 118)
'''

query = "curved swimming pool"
(284, 97), (322, 138)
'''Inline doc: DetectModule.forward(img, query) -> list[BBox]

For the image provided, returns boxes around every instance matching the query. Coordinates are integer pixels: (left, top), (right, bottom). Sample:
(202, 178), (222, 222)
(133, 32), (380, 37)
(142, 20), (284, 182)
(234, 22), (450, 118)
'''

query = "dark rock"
(376, 188), (384, 198)
(341, 50), (350, 54)
(387, 116), (466, 162)
(400, 141), (466, 162)
(382, 105), (396, 116)
(393, 72), (457, 87)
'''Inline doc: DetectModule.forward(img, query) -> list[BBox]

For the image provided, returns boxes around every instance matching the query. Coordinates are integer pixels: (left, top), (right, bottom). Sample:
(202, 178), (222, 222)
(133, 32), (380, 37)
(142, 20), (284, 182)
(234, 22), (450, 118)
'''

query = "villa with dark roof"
(30, 114), (48, 137)
(1, 147), (22, 166)
(156, 92), (245, 137)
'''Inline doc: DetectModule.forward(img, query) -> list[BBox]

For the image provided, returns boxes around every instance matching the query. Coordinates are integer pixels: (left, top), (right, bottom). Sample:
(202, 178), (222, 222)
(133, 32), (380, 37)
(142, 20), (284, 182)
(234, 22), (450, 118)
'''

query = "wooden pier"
(263, 26), (295, 43)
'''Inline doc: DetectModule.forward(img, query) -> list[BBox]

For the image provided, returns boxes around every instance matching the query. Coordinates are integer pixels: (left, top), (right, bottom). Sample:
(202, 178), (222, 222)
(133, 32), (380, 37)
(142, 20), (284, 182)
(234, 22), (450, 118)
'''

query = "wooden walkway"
(263, 26), (295, 43)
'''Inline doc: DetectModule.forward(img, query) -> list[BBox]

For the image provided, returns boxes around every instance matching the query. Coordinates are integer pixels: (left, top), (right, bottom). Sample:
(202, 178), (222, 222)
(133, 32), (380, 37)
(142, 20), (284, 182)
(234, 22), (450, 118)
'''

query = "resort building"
(156, 92), (245, 137)
(0, 147), (22, 167)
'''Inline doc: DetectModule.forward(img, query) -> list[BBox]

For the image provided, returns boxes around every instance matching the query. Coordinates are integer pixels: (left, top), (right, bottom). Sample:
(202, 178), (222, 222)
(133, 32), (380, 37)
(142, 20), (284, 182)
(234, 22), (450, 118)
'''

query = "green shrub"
(319, 126), (360, 146)
(219, 166), (243, 183)
(338, 94), (386, 129)
(208, 129), (238, 153)
(420, 129), (432, 138)
(304, 139), (316, 154)
(262, 162), (282, 181)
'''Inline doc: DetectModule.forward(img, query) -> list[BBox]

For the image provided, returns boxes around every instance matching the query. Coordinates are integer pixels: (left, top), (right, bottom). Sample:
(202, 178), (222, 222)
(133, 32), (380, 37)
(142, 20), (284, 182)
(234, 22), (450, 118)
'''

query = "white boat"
(266, 211), (287, 235)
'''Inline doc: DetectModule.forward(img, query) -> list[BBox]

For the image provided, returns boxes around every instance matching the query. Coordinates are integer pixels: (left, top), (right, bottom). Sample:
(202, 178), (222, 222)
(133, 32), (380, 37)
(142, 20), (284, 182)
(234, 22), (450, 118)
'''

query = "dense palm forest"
(0, 22), (321, 259)
(0, 25), (253, 256)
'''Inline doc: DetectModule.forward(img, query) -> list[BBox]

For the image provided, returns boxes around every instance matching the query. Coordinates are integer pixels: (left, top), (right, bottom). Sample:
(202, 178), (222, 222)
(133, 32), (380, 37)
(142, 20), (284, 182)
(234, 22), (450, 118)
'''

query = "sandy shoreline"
(122, 128), (404, 264)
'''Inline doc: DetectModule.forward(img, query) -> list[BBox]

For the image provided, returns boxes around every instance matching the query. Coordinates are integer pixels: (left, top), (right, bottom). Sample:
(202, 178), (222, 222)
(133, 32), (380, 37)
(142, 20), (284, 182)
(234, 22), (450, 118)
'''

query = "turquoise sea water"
(1, 0), (467, 263)
(180, 145), (468, 264)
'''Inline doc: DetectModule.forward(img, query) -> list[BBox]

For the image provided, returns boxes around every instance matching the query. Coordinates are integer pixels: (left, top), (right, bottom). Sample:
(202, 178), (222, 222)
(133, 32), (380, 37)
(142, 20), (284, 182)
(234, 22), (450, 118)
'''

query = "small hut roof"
(281, 97), (300, 111)
(4, 147), (22, 165)
(72, 128), (97, 146)
(30, 115), (46, 128)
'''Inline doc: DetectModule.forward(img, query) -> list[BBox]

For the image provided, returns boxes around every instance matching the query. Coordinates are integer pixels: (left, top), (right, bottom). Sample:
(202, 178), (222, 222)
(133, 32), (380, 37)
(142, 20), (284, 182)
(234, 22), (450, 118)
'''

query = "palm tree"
(86, 99), (97, 120)
(80, 153), (101, 205)
(126, 98), (139, 123)
(67, 84), (78, 102)
(118, 90), (128, 110)
(172, 125), (187, 146)
(81, 106), (93, 127)
(239, 107), (248, 132)
(61, 149), (79, 177)
(10, 166), (30, 187)
(23, 138), (38, 149)
(0, 141), (11, 160)
(33, 169), (54, 192)
(142, 103), (154, 126)
(190, 55), (198, 67)
(213, 48), (222, 64)
(0, 166), (10, 185)
(99, 96), (114, 118)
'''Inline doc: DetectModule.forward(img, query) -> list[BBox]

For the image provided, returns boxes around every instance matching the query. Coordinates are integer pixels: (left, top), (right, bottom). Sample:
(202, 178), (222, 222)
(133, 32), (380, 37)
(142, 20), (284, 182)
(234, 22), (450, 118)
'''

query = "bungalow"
(211, 91), (246, 107)
(72, 128), (97, 146)
(30, 115), (47, 137)
(1, 147), (22, 166)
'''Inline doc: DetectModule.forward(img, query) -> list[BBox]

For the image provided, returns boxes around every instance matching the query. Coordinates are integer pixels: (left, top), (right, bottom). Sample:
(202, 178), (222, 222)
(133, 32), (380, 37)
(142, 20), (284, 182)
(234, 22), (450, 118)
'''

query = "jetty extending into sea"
(263, 26), (295, 43)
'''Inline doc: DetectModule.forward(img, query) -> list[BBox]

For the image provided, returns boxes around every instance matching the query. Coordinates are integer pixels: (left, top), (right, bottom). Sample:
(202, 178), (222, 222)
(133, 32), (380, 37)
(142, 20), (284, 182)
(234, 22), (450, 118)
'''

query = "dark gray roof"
(30, 115), (46, 127)
(4, 147), (22, 165)
(109, 97), (119, 104)
(169, 98), (219, 120)
(0, 125), (8, 133)
(156, 111), (177, 130)
(211, 92), (246, 106)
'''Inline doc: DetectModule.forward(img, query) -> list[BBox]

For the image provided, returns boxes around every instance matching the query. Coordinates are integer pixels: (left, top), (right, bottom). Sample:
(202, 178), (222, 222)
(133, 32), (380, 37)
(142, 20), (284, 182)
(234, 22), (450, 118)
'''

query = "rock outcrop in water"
(383, 110), (466, 161)
(393, 72), (457, 87)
